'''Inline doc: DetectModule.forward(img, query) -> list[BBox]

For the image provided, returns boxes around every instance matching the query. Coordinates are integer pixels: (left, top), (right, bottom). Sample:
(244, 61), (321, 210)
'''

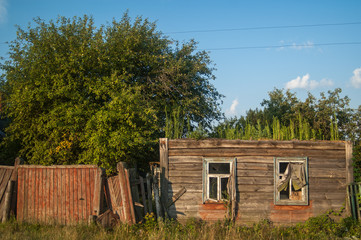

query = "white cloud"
(0, 0), (7, 24)
(291, 41), (314, 50)
(278, 40), (314, 51)
(227, 98), (239, 116)
(285, 74), (333, 90)
(350, 67), (361, 88)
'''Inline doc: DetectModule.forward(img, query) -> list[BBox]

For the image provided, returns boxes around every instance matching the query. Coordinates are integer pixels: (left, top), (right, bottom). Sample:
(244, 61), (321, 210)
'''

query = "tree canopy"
(0, 14), (222, 171)
(212, 88), (361, 142)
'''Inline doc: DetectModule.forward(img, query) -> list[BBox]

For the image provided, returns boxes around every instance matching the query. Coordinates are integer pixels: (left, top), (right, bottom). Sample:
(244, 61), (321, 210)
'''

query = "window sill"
(204, 199), (228, 204)
(274, 200), (309, 206)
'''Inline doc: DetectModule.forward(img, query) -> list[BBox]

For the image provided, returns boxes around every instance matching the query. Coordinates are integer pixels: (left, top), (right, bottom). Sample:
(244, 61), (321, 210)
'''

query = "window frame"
(274, 157), (309, 206)
(202, 158), (236, 203)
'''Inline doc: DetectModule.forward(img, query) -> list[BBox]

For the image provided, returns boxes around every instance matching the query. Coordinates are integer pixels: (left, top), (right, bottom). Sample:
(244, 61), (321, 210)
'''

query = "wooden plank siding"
(16, 165), (105, 224)
(162, 139), (351, 224)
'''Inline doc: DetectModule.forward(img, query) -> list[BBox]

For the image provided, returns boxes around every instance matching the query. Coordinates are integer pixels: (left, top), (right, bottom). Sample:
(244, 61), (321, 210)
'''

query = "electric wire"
(165, 21), (361, 34)
(199, 41), (361, 51)
(1, 21), (361, 51)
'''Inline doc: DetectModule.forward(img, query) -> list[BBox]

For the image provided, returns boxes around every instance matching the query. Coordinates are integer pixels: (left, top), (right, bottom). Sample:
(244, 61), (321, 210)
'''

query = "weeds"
(1, 215), (361, 240)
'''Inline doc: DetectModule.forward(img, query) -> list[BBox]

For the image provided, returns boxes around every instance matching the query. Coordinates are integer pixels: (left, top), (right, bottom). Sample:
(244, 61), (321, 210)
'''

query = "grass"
(1, 214), (361, 240)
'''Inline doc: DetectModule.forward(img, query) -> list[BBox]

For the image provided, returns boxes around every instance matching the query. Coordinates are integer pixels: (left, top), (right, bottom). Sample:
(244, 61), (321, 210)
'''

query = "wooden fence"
(0, 158), (21, 222)
(0, 160), (165, 226)
(348, 182), (361, 221)
(16, 165), (105, 224)
(105, 162), (161, 225)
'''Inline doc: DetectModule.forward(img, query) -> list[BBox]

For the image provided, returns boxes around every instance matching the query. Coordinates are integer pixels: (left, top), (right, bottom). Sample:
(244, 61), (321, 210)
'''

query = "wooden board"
(169, 148), (346, 159)
(0, 166), (14, 221)
(168, 139), (345, 150)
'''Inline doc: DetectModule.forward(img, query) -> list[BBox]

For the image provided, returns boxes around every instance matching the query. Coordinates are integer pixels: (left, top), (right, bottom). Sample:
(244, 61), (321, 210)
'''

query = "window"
(274, 157), (308, 205)
(203, 158), (236, 202)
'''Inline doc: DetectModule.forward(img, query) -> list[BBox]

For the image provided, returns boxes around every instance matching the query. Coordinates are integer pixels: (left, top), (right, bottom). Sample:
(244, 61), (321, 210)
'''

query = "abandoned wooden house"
(159, 138), (354, 224)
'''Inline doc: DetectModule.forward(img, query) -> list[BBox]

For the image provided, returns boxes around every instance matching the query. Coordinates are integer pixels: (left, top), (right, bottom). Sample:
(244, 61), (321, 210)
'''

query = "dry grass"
(1, 214), (361, 240)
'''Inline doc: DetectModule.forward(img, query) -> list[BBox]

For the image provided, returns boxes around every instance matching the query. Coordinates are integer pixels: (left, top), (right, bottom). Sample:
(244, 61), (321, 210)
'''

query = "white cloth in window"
(277, 163), (306, 192)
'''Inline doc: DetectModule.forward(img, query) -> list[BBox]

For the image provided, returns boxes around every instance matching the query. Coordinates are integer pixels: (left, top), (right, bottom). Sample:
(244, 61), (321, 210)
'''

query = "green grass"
(1, 214), (361, 240)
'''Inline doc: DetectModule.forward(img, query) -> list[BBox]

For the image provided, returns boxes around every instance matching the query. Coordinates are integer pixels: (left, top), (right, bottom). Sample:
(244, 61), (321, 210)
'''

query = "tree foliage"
(0, 14), (222, 171)
(212, 88), (360, 142)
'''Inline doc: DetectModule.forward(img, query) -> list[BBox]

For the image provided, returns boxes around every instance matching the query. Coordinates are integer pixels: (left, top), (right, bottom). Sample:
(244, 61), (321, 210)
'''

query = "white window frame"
(274, 157), (309, 206)
(202, 158), (236, 203)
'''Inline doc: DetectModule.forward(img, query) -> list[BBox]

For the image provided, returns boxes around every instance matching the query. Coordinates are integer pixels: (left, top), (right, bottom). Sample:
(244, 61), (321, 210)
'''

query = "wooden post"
(146, 173), (153, 214)
(159, 138), (169, 217)
(346, 141), (354, 184)
(139, 176), (148, 215)
(93, 168), (105, 217)
(345, 141), (354, 215)
(2, 180), (15, 222)
(153, 175), (162, 220)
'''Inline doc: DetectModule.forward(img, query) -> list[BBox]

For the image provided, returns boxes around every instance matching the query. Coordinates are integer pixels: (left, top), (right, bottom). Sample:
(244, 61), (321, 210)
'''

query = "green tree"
(211, 88), (359, 142)
(0, 14), (222, 171)
(261, 88), (298, 125)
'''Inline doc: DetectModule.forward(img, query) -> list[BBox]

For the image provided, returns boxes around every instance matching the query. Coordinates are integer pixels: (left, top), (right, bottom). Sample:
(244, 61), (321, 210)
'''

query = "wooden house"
(159, 138), (353, 224)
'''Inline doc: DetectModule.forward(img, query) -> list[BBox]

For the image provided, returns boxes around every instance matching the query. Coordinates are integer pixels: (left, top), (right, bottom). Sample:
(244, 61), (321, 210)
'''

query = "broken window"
(274, 157), (308, 205)
(203, 158), (236, 202)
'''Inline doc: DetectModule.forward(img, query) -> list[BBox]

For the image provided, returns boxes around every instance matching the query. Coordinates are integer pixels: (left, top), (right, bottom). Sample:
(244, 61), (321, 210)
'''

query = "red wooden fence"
(16, 165), (105, 224)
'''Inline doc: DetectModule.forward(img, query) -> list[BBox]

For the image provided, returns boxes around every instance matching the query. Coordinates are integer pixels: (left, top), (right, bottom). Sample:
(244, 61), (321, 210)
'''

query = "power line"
(0, 41), (360, 52)
(199, 41), (361, 51)
(1, 21), (360, 45)
(166, 21), (361, 34)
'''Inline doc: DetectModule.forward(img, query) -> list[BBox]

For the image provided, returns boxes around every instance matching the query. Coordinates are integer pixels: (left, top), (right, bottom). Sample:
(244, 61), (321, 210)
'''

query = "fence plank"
(146, 173), (153, 214)
(2, 180), (15, 222)
(139, 176), (148, 215)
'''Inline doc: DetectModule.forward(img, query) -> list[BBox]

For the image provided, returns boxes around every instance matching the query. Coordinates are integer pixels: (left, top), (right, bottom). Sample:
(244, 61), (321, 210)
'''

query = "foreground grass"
(1, 214), (361, 240)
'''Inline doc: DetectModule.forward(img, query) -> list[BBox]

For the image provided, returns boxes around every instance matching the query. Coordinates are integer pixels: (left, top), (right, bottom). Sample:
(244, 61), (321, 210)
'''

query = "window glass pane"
(209, 163), (230, 174)
(279, 162), (289, 174)
(221, 178), (229, 199)
(290, 185), (302, 200)
(280, 186), (289, 200)
(209, 177), (218, 200)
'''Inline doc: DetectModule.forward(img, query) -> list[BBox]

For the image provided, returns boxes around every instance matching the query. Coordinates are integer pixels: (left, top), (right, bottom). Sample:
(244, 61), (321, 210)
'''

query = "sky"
(0, 0), (360, 117)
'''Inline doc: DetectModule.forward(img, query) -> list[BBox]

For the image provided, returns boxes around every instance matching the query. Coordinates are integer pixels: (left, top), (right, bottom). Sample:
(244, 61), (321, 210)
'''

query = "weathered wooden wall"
(162, 139), (351, 224)
(0, 166), (17, 221)
(17, 165), (105, 224)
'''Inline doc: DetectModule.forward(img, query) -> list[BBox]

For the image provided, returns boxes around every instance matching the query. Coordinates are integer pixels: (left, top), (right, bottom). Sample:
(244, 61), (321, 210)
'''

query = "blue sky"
(0, 0), (360, 117)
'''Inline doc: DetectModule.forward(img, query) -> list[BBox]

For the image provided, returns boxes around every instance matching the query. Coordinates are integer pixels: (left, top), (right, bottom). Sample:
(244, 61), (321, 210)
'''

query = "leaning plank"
(2, 180), (15, 222)
(167, 186), (186, 208)
(117, 162), (136, 224)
